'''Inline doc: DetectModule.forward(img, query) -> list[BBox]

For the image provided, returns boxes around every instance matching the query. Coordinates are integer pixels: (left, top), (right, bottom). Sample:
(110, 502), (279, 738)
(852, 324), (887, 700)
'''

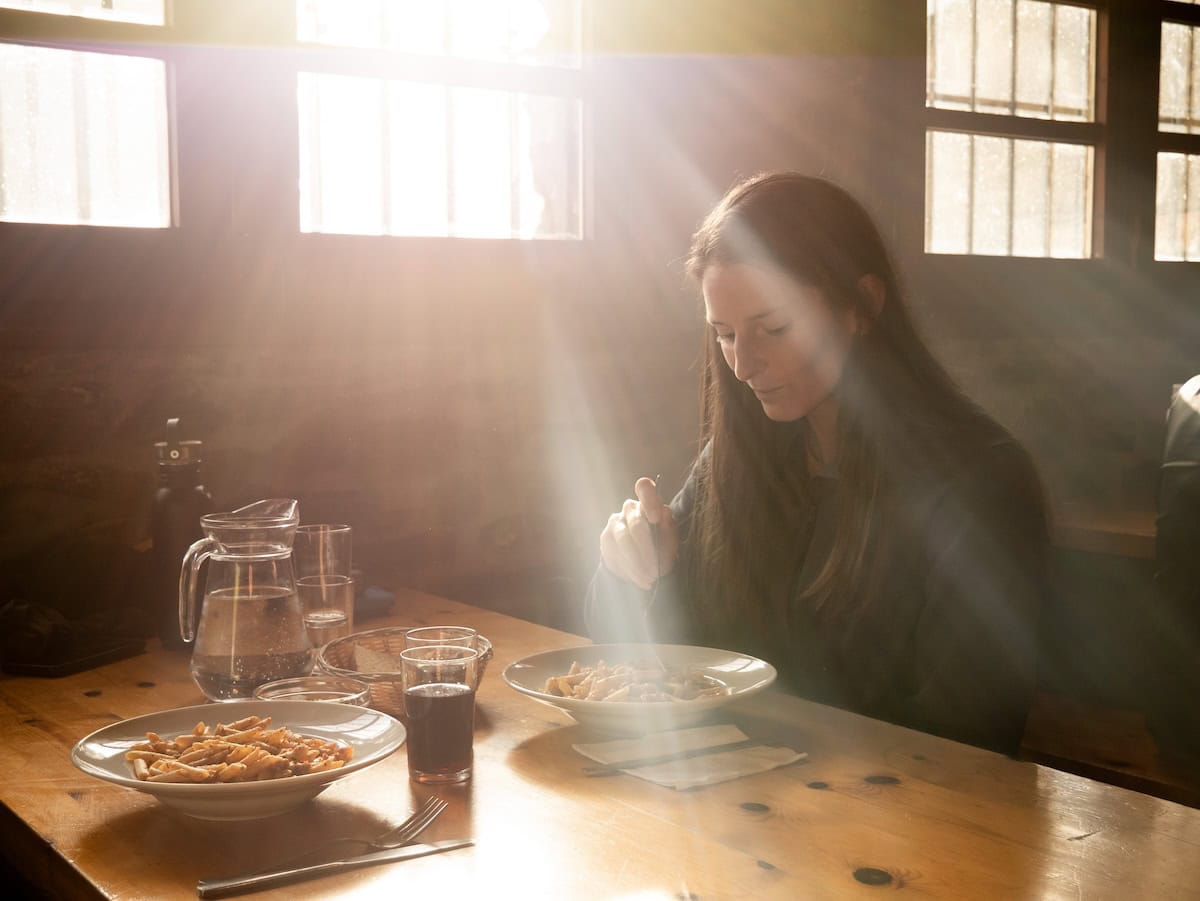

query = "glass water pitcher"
(179, 499), (314, 701)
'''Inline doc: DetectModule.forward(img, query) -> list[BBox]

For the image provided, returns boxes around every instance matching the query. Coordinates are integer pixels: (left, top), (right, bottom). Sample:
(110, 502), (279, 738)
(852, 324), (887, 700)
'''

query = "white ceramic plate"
(70, 700), (406, 821)
(503, 644), (777, 734)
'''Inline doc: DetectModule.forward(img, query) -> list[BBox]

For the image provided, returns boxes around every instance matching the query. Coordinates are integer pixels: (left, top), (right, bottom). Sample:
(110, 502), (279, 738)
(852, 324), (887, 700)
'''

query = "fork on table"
(197, 797), (449, 898)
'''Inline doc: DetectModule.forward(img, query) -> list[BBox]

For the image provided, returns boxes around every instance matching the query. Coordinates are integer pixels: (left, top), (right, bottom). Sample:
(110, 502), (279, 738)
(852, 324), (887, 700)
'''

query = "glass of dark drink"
(400, 645), (480, 784)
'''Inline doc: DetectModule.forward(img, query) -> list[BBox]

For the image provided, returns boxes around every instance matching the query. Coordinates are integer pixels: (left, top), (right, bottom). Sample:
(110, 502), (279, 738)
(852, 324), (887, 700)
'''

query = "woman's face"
(702, 262), (856, 422)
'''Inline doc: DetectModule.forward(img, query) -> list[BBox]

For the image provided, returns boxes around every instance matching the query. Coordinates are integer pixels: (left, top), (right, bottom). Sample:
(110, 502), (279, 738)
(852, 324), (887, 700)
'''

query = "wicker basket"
(316, 626), (493, 718)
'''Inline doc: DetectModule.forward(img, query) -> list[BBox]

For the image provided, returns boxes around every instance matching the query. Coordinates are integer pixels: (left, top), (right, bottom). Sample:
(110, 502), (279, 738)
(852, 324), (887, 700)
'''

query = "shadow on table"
(73, 797), (408, 886)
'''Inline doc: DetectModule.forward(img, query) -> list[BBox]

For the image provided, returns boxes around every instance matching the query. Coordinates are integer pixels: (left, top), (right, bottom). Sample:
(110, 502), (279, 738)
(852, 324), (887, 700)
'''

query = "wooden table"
(4, 588), (1200, 899)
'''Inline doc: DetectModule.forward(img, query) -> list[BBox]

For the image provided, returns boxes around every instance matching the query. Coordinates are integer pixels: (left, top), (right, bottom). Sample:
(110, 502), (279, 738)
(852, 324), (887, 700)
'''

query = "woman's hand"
(600, 477), (680, 590)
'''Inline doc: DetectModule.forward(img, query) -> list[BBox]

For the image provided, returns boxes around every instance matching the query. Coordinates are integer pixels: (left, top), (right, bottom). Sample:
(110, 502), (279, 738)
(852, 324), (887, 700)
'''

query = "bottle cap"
(155, 418), (203, 465)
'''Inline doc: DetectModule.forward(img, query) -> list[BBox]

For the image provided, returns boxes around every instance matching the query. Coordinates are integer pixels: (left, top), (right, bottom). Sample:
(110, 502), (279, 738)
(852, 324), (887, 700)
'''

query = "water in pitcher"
(190, 585), (314, 701)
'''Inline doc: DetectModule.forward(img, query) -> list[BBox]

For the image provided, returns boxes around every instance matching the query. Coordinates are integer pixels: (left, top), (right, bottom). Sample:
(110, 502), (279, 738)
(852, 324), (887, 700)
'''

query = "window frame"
(0, 1), (181, 229)
(284, 1), (591, 242)
(1156, 0), (1200, 262)
(923, 0), (1109, 260)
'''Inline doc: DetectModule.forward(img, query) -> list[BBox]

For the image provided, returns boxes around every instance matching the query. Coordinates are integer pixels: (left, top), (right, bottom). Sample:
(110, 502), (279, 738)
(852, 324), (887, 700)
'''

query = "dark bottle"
(151, 418), (214, 650)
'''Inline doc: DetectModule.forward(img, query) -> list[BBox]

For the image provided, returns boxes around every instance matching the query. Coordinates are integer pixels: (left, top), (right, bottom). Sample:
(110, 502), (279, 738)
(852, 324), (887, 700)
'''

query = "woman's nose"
(730, 337), (765, 382)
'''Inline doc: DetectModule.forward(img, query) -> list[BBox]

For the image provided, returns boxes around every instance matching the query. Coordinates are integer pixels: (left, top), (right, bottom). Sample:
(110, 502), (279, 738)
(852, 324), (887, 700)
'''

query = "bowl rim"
(70, 699), (406, 796)
(501, 642), (777, 711)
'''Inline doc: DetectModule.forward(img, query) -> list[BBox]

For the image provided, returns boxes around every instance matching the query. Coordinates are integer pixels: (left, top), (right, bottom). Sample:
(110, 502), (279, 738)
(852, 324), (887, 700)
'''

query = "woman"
(588, 173), (1050, 756)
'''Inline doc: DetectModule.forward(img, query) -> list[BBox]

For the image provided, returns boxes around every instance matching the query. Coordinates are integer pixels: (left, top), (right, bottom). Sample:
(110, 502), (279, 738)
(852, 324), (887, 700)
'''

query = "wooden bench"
(1021, 690), (1200, 809)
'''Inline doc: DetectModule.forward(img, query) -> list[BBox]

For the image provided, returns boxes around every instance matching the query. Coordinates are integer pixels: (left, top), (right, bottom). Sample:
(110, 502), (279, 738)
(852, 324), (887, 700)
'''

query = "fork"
(197, 797), (449, 898)
(316, 796), (446, 857)
(274, 796), (447, 869)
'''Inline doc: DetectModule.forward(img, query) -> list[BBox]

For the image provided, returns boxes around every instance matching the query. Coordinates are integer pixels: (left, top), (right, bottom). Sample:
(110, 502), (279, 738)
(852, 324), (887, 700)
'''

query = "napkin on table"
(572, 724), (805, 790)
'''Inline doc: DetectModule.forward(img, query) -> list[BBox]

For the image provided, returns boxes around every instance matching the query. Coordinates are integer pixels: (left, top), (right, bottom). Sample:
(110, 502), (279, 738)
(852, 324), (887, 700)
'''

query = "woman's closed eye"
(712, 323), (791, 344)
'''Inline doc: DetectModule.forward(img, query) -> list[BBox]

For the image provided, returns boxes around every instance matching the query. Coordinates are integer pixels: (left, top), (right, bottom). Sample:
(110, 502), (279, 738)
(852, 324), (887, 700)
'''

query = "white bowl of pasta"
(502, 644), (777, 734)
(70, 700), (406, 820)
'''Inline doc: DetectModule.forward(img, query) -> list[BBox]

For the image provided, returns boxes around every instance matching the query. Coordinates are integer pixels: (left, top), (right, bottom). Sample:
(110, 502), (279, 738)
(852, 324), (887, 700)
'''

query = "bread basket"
(316, 626), (493, 717)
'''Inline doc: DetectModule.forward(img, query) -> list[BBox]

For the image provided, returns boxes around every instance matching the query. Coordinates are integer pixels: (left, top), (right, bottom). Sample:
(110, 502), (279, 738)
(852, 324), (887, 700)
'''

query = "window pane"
(927, 0), (1095, 122)
(1052, 3), (1094, 122)
(1156, 152), (1200, 262)
(0, 0), (163, 25)
(0, 44), (170, 227)
(298, 72), (582, 239)
(926, 130), (970, 253)
(1015, 0), (1052, 117)
(972, 134), (1012, 254)
(926, 129), (1092, 258)
(297, 0), (582, 67)
(1160, 23), (1200, 134)
(1049, 141), (1090, 258)
(1012, 139), (1049, 256)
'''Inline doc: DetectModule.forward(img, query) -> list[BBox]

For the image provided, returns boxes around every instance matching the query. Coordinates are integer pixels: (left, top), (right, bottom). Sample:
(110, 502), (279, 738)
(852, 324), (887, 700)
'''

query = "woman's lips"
(751, 385), (784, 398)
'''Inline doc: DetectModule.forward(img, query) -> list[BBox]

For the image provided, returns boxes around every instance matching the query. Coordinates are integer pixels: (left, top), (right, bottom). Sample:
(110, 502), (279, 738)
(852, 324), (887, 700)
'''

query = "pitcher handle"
(179, 536), (217, 644)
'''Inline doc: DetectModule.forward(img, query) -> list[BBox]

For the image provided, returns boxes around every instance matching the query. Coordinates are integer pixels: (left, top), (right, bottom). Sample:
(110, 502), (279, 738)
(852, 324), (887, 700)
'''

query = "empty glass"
(294, 524), (354, 648)
(253, 675), (370, 705)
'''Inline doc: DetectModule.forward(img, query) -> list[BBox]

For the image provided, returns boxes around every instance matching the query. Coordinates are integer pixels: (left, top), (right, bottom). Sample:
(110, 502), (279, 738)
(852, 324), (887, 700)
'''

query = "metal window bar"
(926, 1), (937, 107)
(509, 90), (520, 235)
(1189, 24), (1197, 134)
(308, 77), (324, 230)
(1048, 2), (1058, 120)
(443, 7), (455, 235)
(1044, 137), (1055, 256)
(1007, 0), (1019, 252)
(1188, 160), (1195, 260)
(379, 3), (393, 234)
(969, 0), (978, 111)
(967, 133), (976, 252)
(1009, 0), (1018, 117)
(72, 51), (91, 222)
(444, 84), (455, 236)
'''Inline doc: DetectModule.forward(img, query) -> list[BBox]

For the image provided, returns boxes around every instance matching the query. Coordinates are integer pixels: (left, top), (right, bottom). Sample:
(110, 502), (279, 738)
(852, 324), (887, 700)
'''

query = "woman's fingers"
(599, 474), (683, 590)
(634, 477), (665, 524)
(599, 496), (663, 589)
(617, 498), (658, 586)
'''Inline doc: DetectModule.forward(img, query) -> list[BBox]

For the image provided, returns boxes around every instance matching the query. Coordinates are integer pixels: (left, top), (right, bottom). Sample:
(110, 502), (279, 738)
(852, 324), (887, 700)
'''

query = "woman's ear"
(855, 274), (887, 333)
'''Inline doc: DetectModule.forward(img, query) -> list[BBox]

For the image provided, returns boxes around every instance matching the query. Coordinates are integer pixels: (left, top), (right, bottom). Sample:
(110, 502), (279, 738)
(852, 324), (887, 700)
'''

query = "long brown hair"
(684, 172), (999, 633)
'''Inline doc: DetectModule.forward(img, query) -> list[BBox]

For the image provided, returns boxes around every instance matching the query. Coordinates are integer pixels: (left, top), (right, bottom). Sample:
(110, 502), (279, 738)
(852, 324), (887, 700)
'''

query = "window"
(0, 0), (163, 26)
(295, 0), (584, 240)
(925, 0), (1098, 257)
(297, 0), (580, 67)
(0, 42), (171, 227)
(1157, 3), (1200, 260)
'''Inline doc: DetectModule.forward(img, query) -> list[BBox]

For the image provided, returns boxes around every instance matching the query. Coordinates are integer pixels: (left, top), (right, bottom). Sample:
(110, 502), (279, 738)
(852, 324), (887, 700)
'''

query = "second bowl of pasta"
(502, 643), (776, 734)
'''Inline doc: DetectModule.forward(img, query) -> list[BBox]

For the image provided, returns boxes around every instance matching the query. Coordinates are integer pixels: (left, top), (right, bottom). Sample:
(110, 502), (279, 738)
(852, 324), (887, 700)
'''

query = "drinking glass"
(294, 524), (353, 648)
(400, 645), (480, 784)
(405, 626), (477, 649)
(253, 675), (370, 705)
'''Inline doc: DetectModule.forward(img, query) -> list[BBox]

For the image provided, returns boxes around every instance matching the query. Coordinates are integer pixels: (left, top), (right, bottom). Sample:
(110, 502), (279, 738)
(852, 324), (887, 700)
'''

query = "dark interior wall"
(1, 1), (1197, 663)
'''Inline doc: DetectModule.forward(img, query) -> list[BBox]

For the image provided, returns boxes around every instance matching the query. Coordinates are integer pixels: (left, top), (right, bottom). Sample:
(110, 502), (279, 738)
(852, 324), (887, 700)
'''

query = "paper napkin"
(572, 724), (805, 791)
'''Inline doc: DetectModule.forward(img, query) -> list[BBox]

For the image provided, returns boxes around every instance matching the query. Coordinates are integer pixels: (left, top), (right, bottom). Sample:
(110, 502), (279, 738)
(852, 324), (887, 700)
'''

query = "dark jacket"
(586, 435), (1049, 757)
(1144, 376), (1200, 761)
